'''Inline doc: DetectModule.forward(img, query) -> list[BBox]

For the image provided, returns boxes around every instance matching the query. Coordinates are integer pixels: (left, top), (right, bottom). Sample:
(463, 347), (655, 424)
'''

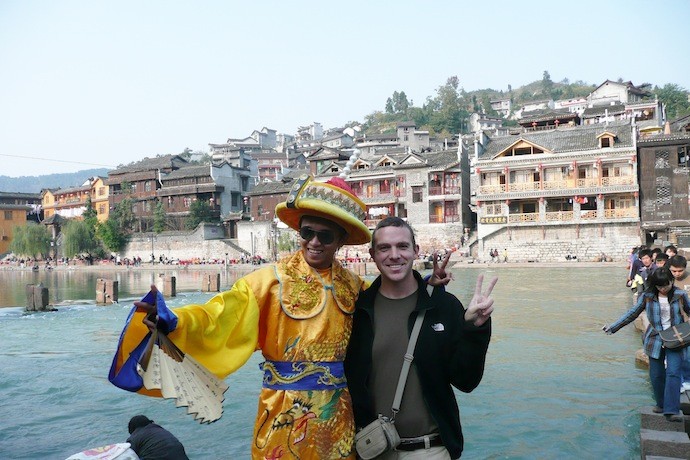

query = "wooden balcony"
(495, 207), (637, 225)
(429, 214), (461, 224)
(604, 208), (637, 218)
(429, 186), (461, 196)
(477, 176), (637, 196)
(508, 182), (540, 193)
(601, 176), (635, 186)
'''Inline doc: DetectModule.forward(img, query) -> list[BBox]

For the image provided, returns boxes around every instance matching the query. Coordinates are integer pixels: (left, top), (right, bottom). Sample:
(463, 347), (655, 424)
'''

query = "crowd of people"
(604, 244), (690, 422)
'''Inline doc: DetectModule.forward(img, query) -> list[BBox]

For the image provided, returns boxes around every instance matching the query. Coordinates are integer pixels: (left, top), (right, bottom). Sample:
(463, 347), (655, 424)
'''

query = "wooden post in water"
(96, 278), (119, 305)
(25, 283), (50, 311)
(163, 276), (177, 297)
(202, 273), (221, 292)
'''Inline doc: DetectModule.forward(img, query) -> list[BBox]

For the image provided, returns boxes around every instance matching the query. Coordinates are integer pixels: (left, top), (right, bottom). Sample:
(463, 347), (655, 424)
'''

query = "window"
(412, 186), (423, 203)
(484, 202), (502, 215)
(99, 204), (105, 214)
(4, 211), (12, 220)
(145, 181), (152, 192)
(678, 146), (689, 167)
(183, 197), (193, 208)
(601, 137), (611, 148)
(98, 187), (105, 196)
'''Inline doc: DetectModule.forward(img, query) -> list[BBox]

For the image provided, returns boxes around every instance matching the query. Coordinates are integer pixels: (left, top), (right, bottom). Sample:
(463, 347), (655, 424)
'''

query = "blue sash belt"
(260, 360), (347, 390)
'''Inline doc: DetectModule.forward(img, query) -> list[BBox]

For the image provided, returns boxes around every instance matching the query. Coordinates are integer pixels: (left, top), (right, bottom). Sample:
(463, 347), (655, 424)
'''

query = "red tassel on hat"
(326, 177), (357, 196)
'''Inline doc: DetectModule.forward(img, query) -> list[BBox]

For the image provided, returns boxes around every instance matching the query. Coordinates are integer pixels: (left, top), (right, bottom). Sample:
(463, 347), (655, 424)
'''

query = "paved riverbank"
(0, 259), (628, 275)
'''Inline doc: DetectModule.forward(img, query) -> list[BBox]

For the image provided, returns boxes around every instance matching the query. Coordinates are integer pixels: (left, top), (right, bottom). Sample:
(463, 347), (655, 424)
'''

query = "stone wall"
(474, 223), (641, 263)
(119, 221), (641, 264)
(121, 224), (248, 262)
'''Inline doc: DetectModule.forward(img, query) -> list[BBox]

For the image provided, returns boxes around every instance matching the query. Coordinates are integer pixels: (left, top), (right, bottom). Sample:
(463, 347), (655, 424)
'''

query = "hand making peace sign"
(428, 250), (454, 287)
(464, 273), (498, 326)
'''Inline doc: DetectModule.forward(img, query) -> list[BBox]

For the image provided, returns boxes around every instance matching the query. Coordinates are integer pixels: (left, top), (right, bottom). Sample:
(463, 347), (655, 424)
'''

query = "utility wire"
(0, 153), (116, 169)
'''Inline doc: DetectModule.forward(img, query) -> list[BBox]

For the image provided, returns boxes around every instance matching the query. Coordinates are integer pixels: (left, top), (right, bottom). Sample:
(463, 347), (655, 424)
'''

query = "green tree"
(153, 201), (167, 233)
(61, 219), (101, 259)
(97, 218), (128, 253)
(392, 91), (410, 113)
(186, 199), (213, 230)
(385, 98), (394, 114)
(654, 83), (690, 120)
(277, 231), (297, 253)
(9, 222), (51, 258)
(114, 197), (136, 233)
(83, 197), (98, 232)
(96, 198), (134, 253)
(542, 70), (553, 97)
(430, 76), (468, 134)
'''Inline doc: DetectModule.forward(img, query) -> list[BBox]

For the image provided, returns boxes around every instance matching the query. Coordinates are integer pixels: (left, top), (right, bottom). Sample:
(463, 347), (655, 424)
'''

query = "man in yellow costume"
(110, 175), (381, 459)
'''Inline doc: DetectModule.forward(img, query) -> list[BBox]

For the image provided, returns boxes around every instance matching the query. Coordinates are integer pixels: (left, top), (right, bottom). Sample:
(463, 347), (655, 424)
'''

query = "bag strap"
(391, 310), (426, 419)
(680, 293), (689, 323)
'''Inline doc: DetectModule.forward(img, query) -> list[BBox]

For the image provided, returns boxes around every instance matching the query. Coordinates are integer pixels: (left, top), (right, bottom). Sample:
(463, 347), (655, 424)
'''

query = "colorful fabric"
(109, 250), (366, 459)
(261, 360), (347, 390)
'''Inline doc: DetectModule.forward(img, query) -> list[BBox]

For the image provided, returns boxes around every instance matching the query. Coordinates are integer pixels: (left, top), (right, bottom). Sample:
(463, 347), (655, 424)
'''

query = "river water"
(0, 265), (648, 459)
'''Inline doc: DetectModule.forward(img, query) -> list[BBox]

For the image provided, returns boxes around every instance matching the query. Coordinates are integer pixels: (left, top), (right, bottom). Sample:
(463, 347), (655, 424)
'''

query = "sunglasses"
(299, 227), (336, 245)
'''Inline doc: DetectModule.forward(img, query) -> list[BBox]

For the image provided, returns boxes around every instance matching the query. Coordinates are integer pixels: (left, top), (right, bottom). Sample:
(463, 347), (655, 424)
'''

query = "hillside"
(0, 168), (111, 193)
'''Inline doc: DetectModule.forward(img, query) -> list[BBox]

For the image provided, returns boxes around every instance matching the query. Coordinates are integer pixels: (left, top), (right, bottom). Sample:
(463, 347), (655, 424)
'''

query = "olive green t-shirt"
(370, 290), (438, 438)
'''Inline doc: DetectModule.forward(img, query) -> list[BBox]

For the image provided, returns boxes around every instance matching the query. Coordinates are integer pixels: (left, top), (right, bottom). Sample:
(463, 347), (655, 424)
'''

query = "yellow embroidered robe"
(123, 251), (365, 459)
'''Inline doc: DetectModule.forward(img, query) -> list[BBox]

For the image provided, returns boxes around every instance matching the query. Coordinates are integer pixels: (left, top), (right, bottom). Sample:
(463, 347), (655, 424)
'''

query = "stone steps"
(639, 395), (690, 459)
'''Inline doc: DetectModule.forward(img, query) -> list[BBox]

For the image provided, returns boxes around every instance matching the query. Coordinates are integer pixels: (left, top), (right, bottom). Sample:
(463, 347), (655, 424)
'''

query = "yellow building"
(0, 192), (42, 255)
(41, 176), (109, 223)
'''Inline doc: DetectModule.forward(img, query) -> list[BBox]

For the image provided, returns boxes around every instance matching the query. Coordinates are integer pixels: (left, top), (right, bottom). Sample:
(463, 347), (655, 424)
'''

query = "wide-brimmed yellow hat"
(275, 174), (371, 245)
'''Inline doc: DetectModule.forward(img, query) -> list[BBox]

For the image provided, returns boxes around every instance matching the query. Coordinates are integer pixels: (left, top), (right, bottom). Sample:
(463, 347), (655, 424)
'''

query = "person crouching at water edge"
(109, 174), (449, 459)
(603, 267), (690, 422)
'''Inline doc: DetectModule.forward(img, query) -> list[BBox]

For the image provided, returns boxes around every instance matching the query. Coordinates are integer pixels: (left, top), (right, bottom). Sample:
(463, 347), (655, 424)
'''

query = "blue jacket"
(609, 288), (690, 359)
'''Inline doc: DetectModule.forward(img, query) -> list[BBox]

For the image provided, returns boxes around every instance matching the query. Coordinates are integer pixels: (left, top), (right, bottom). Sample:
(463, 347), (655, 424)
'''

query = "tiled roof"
(110, 154), (188, 174)
(309, 147), (348, 160)
(0, 191), (41, 200)
(638, 132), (690, 144)
(582, 104), (625, 117)
(394, 150), (459, 169)
(249, 178), (295, 195)
(322, 132), (349, 142)
(671, 114), (690, 132)
(161, 165), (211, 180)
(54, 184), (91, 195)
(357, 133), (398, 141)
(479, 120), (634, 159)
(519, 108), (577, 124)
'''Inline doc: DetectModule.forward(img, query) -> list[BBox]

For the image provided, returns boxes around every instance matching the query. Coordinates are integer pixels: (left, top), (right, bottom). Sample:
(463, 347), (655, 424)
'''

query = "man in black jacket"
(344, 217), (496, 459)
(126, 415), (189, 460)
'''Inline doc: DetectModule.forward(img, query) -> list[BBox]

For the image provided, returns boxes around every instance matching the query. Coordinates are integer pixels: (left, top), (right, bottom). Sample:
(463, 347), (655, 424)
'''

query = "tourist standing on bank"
(345, 217), (497, 459)
(666, 245), (678, 258)
(669, 255), (690, 392)
(604, 267), (690, 421)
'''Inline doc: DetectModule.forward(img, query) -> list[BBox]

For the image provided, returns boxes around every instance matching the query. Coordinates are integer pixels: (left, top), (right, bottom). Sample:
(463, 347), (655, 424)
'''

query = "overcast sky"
(1, 0), (689, 178)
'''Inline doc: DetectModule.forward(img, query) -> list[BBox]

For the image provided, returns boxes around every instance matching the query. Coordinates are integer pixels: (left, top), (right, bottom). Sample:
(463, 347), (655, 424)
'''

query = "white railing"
(602, 176), (635, 186)
(545, 211), (574, 222)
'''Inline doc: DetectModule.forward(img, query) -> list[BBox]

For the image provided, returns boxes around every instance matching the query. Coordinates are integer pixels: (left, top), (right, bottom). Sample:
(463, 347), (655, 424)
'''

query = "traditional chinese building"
(472, 120), (641, 261)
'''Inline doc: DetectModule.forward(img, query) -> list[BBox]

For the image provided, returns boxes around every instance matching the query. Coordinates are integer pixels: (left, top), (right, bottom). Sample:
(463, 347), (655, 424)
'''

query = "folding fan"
(137, 329), (228, 424)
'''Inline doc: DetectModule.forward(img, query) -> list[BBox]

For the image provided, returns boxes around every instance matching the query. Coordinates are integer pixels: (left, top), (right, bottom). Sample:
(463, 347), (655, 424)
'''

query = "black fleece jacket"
(344, 271), (491, 459)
